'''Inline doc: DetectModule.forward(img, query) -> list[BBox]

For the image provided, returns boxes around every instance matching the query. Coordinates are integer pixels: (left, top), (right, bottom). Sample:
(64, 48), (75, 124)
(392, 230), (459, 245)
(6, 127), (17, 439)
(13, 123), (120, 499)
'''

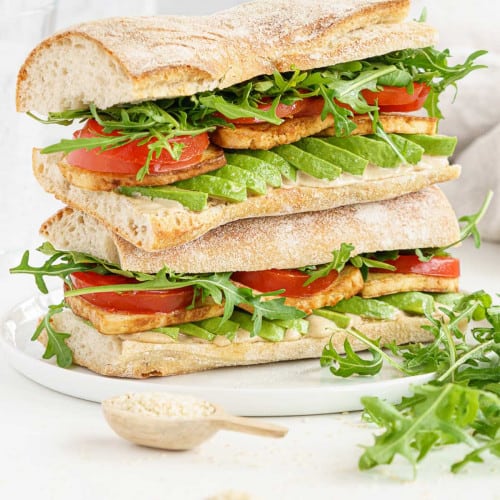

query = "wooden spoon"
(102, 392), (288, 450)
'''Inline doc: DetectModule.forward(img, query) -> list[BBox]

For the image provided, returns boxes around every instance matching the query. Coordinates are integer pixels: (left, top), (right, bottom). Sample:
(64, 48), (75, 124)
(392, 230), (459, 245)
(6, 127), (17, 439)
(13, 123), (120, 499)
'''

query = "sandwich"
(17, 0), (483, 250)
(13, 187), (468, 377)
(12, 0), (483, 377)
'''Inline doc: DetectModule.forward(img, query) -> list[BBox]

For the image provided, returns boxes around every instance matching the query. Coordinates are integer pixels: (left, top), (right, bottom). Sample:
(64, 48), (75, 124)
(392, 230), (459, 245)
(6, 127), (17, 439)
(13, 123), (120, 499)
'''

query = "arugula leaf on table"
(360, 384), (500, 475)
(321, 290), (500, 474)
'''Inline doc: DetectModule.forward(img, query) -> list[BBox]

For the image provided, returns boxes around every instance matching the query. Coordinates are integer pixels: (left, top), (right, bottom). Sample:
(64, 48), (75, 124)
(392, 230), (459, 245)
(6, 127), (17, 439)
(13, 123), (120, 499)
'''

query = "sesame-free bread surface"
(34, 149), (460, 251)
(41, 186), (460, 274)
(17, 0), (437, 113)
(43, 308), (434, 378)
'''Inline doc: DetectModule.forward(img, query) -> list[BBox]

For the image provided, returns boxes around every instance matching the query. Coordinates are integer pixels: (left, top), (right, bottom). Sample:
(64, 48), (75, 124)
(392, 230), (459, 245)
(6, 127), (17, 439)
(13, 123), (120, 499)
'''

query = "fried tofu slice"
(210, 114), (437, 150)
(65, 294), (225, 335)
(58, 144), (226, 191)
(236, 266), (364, 315)
(361, 272), (459, 298)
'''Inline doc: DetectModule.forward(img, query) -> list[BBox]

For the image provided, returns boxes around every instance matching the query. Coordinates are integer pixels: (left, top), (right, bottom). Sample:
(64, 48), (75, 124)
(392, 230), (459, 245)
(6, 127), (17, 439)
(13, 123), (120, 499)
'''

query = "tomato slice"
(217, 98), (307, 125)
(294, 97), (357, 117)
(231, 268), (339, 297)
(70, 271), (195, 314)
(66, 120), (209, 175)
(361, 83), (430, 112)
(374, 255), (460, 278)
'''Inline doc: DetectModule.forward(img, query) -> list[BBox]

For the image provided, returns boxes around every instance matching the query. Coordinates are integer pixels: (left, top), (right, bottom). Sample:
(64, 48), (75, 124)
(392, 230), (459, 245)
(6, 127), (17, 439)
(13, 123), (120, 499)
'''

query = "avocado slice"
(175, 175), (247, 202)
(370, 134), (424, 164)
(196, 317), (240, 340)
(273, 318), (309, 334)
(378, 292), (435, 316)
(214, 164), (267, 195)
(240, 150), (297, 181)
(399, 134), (458, 156)
(117, 185), (208, 211)
(322, 136), (402, 168)
(330, 296), (399, 320)
(179, 323), (216, 341)
(431, 292), (465, 308)
(225, 153), (282, 187)
(273, 144), (342, 180)
(231, 310), (285, 342)
(313, 308), (351, 328)
(296, 137), (368, 175)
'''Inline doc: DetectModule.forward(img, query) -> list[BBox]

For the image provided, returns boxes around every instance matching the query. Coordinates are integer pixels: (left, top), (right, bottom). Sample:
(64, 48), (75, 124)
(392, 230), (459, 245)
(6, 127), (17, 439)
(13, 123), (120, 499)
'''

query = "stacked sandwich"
(13, 0), (483, 377)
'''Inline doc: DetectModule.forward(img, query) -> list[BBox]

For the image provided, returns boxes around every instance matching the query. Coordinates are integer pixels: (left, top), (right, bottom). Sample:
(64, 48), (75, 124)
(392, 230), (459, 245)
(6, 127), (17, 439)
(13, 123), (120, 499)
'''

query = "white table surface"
(1, 239), (499, 500)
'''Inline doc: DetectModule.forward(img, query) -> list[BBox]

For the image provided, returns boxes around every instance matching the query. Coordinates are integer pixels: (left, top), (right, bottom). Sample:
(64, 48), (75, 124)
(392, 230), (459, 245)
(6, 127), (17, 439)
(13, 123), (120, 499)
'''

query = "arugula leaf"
(360, 384), (499, 475)
(321, 328), (410, 377)
(416, 191), (493, 262)
(303, 243), (354, 286)
(31, 303), (73, 368)
(322, 290), (500, 474)
(302, 243), (396, 285)
(33, 47), (486, 178)
(10, 246), (304, 338)
(321, 336), (382, 377)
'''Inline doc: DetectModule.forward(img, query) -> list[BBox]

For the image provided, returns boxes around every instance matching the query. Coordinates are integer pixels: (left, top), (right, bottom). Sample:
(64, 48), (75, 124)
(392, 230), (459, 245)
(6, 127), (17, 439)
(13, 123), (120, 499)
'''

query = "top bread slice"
(17, 0), (437, 113)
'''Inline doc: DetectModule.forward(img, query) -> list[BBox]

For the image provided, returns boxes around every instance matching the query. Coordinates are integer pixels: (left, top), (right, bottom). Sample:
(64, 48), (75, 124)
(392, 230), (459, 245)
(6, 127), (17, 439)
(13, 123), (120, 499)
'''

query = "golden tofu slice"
(58, 144), (226, 191)
(65, 294), (225, 335)
(237, 266), (364, 315)
(210, 114), (437, 150)
(361, 272), (459, 299)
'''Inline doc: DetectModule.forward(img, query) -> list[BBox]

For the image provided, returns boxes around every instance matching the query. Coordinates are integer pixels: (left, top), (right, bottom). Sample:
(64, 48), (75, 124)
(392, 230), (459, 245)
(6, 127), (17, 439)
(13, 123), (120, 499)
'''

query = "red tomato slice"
(67, 120), (209, 175)
(217, 98), (307, 125)
(361, 83), (430, 112)
(294, 97), (356, 117)
(374, 255), (460, 278)
(231, 268), (339, 297)
(70, 271), (195, 314)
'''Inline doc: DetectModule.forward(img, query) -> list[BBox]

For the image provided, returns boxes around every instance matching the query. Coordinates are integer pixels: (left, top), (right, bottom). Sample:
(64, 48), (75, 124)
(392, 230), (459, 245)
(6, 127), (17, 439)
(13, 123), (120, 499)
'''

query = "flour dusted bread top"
(41, 186), (460, 274)
(17, 0), (437, 113)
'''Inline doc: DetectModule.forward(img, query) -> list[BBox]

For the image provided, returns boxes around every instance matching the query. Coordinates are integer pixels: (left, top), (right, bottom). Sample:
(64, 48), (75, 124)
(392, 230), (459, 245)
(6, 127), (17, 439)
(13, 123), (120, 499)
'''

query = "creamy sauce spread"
(123, 313), (407, 346)
(281, 155), (448, 189)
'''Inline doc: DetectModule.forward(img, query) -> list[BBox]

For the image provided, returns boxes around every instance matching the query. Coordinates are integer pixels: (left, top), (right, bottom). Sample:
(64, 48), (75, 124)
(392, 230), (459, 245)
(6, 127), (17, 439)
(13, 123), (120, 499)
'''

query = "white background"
(1, 2), (500, 499)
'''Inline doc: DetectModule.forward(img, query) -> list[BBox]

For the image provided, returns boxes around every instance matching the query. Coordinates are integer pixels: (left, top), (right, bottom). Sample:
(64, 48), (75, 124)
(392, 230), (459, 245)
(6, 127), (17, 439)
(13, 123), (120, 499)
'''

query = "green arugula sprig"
(10, 244), (304, 339)
(371, 47), (488, 118)
(302, 243), (396, 285)
(416, 190), (493, 262)
(320, 291), (500, 474)
(34, 47), (486, 179)
(36, 102), (220, 181)
(360, 383), (500, 474)
(31, 302), (73, 368)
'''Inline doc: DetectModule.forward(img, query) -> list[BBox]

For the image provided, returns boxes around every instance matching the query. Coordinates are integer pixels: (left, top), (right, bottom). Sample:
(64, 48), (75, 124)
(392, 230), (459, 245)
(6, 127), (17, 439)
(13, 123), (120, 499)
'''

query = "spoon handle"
(214, 414), (288, 438)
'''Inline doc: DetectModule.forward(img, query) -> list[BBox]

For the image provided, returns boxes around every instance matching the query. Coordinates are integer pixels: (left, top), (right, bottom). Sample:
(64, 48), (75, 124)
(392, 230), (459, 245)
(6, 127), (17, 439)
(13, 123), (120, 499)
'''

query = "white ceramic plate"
(0, 290), (435, 416)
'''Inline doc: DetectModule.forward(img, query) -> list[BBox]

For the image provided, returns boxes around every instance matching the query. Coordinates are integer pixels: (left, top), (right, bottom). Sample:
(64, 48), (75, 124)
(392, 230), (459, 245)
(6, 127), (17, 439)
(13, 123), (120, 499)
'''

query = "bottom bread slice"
(41, 309), (434, 378)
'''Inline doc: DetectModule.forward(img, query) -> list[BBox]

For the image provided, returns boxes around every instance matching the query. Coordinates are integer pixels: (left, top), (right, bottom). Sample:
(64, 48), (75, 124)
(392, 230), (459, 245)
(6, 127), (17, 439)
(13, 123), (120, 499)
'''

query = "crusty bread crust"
(40, 187), (460, 274)
(42, 308), (434, 378)
(211, 114), (437, 150)
(34, 149), (460, 251)
(17, 0), (437, 113)
(58, 145), (226, 191)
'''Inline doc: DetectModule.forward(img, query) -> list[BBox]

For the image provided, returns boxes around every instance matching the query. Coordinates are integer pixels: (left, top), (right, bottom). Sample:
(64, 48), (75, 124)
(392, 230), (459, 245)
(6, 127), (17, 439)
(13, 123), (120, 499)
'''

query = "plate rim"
(0, 291), (435, 416)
